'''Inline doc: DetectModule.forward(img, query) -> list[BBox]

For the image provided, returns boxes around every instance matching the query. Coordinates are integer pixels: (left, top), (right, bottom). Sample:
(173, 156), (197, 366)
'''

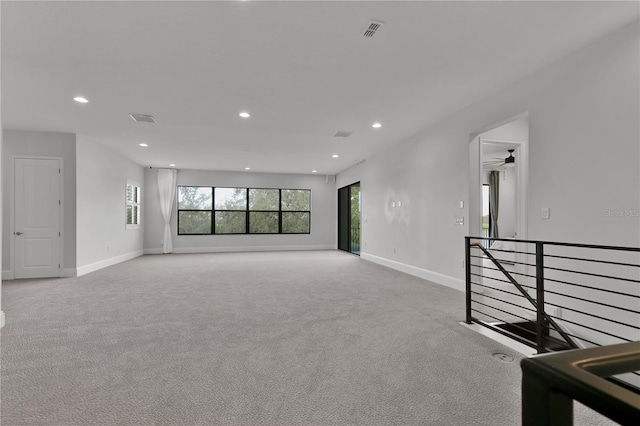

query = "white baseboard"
(62, 268), (77, 278)
(360, 252), (465, 292)
(76, 250), (144, 277)
(3, 268), (76, 279)
(144, 245), (335, 255)
(0, 311), (5, 328)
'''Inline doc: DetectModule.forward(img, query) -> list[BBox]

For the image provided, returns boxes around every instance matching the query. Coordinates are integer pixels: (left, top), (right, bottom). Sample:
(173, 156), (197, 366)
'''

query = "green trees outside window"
(177, 186), (310, 235)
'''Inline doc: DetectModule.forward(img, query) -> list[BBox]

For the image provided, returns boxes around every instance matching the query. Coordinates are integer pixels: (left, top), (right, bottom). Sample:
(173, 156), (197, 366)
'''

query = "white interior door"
(14, 158), (61, 279)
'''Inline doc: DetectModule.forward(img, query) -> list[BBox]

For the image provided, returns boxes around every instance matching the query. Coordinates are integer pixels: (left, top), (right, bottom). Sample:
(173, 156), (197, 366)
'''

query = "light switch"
(398, 201), (402, 207)
(541, 207), (550, 219)
(459, 201), (464, 209)
(392, 201), (396, 208)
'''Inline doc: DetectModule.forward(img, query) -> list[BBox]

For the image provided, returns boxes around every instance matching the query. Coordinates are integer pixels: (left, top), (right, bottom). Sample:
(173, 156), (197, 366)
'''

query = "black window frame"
(177, 186), (311, 235)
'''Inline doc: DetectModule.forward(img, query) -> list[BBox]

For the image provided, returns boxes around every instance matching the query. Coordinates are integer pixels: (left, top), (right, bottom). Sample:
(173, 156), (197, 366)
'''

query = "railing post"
(522, 359), (574, 426)
(536, 241), (545, 353)
(465, 237), (472, 324)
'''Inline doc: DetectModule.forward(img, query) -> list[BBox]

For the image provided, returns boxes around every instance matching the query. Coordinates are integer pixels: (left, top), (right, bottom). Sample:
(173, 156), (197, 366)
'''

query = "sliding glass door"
(338, 182), (361, 255)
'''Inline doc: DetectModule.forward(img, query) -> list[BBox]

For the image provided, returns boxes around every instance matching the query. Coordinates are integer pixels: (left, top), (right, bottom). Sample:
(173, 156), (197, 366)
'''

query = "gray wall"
(144, 168), (336, 253)
(76, 135), (144, 275)
(2, 129), (77, 277)
(337, 21), (640, 291)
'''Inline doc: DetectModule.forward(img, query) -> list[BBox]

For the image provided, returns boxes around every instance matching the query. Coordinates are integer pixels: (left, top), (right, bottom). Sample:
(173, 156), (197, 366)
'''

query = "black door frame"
(338, 182), (360, 255)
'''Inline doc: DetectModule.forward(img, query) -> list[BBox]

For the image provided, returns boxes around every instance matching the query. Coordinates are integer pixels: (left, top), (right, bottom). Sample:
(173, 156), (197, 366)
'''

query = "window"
(281, 189), (311, 234)
(126, 180), (141, 229)
(249, 189), (280, 234)
(177, 186), (212, 234)
(177, 187), (311, 235)
(214, 188), (247, 234)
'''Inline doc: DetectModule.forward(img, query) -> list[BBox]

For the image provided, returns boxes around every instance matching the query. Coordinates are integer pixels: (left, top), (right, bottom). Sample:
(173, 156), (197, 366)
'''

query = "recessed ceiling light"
(372, 122), (382, 129)
(332, 154), (339, 158)
(169, 164), (176, 167)
(139, 143), (148, 147)
(312, 170), (317, 173)
(73, 96), (89, 103)
(245, 167), (251, 170)
(239, 112), (251, 118)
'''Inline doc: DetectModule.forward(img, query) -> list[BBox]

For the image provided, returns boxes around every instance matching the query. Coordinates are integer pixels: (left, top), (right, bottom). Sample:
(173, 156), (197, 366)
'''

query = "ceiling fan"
(483, 149), (515, 168)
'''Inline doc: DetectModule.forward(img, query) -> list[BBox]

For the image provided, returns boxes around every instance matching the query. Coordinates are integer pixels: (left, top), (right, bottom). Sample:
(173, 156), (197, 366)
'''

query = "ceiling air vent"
(362, 20), (385, 38)
(334, 131), (353, 138)
(129, 113), (156, 123)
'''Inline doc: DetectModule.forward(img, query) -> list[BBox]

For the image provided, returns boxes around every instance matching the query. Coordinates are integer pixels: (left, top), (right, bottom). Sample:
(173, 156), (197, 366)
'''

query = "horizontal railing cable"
(543, 289), (640, 315)
(470, 280), (536, 301)
(546, 315), (634, 343)
(544, 253), (640, 269)
(470, 291), (535, 313)
(544, 301), (640, 330)
(543, 277), (640, 299)
(470, 269), (537, 286)
(544, 266), (640, 285)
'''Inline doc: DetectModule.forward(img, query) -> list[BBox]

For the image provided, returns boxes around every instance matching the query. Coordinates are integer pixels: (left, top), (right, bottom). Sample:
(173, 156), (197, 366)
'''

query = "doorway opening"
(338, 182), (361, 255)
(469, 114), (529, 242)
(482, 184), (490, 246)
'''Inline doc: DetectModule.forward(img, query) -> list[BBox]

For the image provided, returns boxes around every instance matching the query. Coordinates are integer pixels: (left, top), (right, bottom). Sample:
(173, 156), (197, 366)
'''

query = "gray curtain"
(489, 171), (500, 239)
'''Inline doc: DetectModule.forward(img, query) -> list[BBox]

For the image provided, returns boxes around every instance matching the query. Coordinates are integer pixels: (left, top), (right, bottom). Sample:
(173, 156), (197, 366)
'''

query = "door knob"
(15, 231), (23, 235)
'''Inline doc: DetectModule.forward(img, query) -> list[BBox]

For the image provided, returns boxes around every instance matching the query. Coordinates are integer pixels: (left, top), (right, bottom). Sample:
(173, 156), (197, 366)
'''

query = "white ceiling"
(2, 1), (638, 175)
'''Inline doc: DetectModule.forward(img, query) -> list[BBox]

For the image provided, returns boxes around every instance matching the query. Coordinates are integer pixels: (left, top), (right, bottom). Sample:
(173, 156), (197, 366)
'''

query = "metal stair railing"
(468, 241), (578, 351)
(465, 236), (640, 355)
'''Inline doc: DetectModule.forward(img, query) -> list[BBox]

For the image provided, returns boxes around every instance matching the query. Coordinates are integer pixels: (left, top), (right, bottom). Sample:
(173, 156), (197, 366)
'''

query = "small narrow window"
(126, 180), (142, 229)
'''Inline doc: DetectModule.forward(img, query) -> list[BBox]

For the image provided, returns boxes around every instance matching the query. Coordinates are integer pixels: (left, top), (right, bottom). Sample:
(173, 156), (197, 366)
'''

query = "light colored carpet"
(0, 250), (614, 425)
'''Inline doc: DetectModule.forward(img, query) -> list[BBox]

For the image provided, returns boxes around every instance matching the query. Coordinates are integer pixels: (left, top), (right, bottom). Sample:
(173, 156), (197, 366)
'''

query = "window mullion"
(278, 189), (283, 234)
(211, 186), (216, 235)
(245, 188), (250, 233)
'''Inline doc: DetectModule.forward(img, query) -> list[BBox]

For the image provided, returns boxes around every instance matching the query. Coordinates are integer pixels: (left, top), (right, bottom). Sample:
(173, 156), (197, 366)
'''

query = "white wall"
(144, 168), (336, 253)
(481, 117), (529, 142)
(2, 130), (77, 278)
(337, 21), (639, 292)
(1, 20), (3, 325)
(76, 135), (144, 275)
